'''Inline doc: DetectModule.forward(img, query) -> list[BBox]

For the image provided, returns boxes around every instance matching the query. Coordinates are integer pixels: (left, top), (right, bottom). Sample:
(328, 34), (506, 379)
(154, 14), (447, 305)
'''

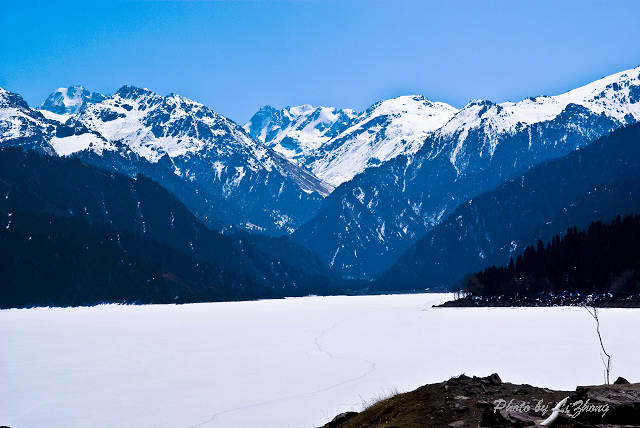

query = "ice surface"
(2, 294), (639, 428)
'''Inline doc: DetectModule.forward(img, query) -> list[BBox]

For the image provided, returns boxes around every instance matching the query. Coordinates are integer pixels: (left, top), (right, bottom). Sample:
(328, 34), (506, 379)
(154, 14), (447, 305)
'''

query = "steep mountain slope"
(246, 96), (458, 186)
(66, 86), (332, 233)
(293, 67), (640, 279)
(376, 121), (640, 290)
(0, 210), (279, 308)
(0, 148), (337, 300)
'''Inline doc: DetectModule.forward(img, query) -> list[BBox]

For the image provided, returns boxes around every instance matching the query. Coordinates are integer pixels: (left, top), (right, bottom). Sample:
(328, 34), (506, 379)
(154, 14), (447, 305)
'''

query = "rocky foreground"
(322, 373), (640, 428)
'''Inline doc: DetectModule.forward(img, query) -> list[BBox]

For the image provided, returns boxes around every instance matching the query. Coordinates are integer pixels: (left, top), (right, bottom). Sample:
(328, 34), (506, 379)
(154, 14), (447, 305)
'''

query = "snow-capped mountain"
(244, 104), (356, 164)
(293, 67), (640, 279)
(66, 86), (333, 233)
(376, 121), (640, 290)
(0, 88), (56, 154)
(1, 86), (331, 234)
(39, 85), (106, 121)
(246, 96), (458, 186)
(437, 68), (640, 176)
(4, 66), (640, 281)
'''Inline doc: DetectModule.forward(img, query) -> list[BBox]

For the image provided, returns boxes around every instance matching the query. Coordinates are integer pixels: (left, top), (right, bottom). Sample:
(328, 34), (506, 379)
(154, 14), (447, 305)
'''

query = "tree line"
(462, 214), (640, 298)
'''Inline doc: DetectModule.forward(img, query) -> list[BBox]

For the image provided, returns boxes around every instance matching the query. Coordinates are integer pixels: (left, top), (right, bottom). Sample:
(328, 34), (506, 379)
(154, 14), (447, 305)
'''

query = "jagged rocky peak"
(245, 103), (357, 146)
(305, 95), (458, 186)
(243, 103), (358, 174)
(107, 86), (227, 121)
(114, 85), (156, 100)
(39, 85), (106, 116)
(244, 105), (288, 145)
(244, 94), (458, 187)
(1, 84), (332, 235)
(102, 85), (165, 114)
(73, 92), (242, 166)
(0, 87), (58, 154)
(0, 87), (32, 110)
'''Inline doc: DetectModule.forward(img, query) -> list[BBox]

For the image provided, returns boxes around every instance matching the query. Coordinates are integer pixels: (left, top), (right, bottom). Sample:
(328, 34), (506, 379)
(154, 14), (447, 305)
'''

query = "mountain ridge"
(3, 65), (640, 286)
(376, 121), (640, 290)
(245, 95), (458, 187)
(292, 66), (640, 279)
(1, 85), (332, 234)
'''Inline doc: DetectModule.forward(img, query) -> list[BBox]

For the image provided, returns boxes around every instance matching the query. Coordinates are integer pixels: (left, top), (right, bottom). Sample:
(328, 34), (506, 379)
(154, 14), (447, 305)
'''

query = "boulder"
(488, 373), (503, 386)
(327, 411), (358, 428)
(568, 384), (640, 426)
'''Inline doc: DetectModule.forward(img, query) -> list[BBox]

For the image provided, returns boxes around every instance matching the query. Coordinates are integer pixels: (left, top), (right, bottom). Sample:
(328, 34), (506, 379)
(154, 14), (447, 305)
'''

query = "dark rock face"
(480, 383), (640, 428)
(488, 373), (503, 386)
(322, 373), (572, 428)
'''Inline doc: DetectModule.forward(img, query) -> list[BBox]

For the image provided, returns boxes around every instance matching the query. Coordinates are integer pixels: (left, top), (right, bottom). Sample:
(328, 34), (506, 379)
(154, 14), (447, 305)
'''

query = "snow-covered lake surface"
(2, 293), (640, 428)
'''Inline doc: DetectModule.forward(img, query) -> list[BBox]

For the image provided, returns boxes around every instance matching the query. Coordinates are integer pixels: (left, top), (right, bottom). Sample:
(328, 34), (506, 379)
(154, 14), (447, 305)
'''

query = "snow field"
(1, 293), (639, 428)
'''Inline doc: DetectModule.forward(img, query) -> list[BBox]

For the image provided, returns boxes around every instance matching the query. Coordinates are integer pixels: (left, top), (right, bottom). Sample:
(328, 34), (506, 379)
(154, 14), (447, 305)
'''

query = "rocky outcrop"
(479, 382), (640, 427)
(567, 383), (640, 427)
(322, 373), (640, 428)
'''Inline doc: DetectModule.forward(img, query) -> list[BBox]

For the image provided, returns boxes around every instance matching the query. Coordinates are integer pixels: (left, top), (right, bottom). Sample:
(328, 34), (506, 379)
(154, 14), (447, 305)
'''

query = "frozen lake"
(2, 293), (639, 428)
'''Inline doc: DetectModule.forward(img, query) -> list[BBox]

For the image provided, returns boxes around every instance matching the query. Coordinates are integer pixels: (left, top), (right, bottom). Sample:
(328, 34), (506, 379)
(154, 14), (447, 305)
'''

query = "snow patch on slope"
(50, 134), (114, 157)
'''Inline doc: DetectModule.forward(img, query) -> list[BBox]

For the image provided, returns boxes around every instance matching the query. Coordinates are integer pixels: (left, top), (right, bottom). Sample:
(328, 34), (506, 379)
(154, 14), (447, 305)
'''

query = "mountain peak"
(464, 99), (494, 108)
(244, 95), (459, 187)
(287, 104), (315, 116)
(115, 85), (155, 100)
(244, 103), (358, 168)
(0, 87), (31, 110)
(362, 95), (457, 119)
(39, 85), (106, 116)
(553, 66), (640, 123)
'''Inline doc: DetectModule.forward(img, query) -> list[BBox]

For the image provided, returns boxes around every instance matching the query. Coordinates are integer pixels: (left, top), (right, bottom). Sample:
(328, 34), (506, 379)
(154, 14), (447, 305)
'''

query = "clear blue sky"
(1, 1), (639, 124)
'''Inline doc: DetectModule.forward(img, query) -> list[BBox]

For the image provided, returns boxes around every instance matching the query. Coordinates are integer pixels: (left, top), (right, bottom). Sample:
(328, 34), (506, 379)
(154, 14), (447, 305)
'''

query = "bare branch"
(582, 302), (612, 384)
